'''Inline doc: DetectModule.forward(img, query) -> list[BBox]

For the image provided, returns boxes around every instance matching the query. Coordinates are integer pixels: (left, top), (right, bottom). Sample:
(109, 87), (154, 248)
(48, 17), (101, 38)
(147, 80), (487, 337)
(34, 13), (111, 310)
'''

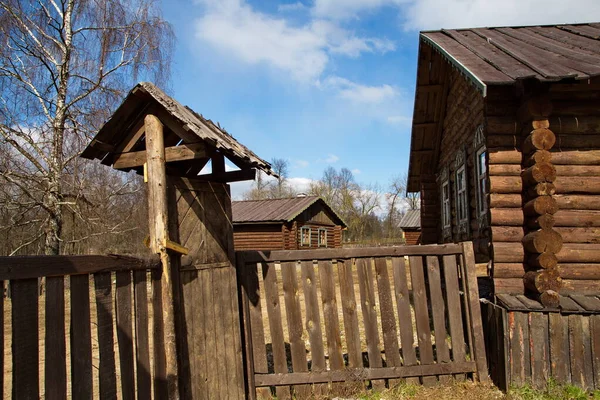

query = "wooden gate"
(236, 242), (488, 399)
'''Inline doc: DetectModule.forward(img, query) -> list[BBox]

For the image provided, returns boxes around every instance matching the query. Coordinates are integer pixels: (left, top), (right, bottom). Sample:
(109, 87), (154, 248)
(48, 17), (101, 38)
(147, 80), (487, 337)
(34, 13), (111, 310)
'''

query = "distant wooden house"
(398, 210), (421, 245)
(407, 23), (600, 390)
(232, 196), (346, 251)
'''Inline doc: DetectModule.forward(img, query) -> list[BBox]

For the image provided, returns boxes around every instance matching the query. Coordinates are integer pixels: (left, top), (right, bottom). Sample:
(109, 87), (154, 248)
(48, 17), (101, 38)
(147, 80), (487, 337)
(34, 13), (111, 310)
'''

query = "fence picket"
(408, 256), (437, 386)
(70, 274), (92, 399)
(116, 271), (135, 400)
(134, 271), (151, 400)
(337, 259), (362, 368)
(152, 269), (168, 399)
(374, 257), (402, 387)
(442, 255), (466, 381)
(425, 256), (451, 383)
(281, 261), (309, 397)
(262, 261), (290, 399)
(94, 273), (117, 400)
(12, 279), (39, 399)
(0, 280), (3, 399)
(45, 276), (66, 400)
(319, 260), (344, 371)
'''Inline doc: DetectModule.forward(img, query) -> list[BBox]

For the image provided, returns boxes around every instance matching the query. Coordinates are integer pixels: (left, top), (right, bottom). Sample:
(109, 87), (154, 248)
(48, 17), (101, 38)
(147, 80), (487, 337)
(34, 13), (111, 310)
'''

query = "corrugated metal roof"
(422, 23), (600, 88)
(232, 196), (346, 227)
(81, 82), (272, 174)
(399, 210), (421, 229)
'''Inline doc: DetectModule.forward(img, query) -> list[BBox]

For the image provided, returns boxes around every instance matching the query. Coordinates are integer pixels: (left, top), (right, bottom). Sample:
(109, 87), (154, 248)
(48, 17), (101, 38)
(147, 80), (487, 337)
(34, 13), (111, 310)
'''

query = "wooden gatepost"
(81, 82), (274, 399)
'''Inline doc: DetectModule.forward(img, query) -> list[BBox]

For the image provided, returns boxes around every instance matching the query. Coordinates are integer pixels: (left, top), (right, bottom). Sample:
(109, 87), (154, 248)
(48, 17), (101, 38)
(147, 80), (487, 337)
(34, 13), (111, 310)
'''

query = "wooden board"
(11, 279), (39, 399)
(152, 269), (168, 399)
(337, 259), (363, 368)
(425, 256), (451, 383)
(262, 262), (290, 399)
(529, 313), (549, 388)
(374, 257), (402, 386)
(549, 313), (570, 384)
(94, 273), (117, 399)
(318, 260), (344, 372)
(391, 257), (419, 384)
(116, 271), (135, 400)
(357, 258), (383, 372)
(70, 274), (92, 399)
(0, 280), (3, 399)
(45, 276), (66, 400)
(442, 255), (466, 381)
(300, 260), (326, 383)
(134, 271), (152, 399)
(408, 256), (436, 386)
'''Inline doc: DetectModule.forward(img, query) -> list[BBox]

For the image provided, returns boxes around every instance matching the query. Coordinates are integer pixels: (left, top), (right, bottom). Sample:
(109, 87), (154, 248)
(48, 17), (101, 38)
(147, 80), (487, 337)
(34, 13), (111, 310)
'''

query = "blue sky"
(161, 0), (600, 199)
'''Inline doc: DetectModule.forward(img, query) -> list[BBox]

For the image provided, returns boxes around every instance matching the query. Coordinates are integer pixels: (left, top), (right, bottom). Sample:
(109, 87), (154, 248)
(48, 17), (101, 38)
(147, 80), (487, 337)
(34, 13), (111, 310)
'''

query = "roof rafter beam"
(113, 142), (209, 169)
(194, 168), (256, 183)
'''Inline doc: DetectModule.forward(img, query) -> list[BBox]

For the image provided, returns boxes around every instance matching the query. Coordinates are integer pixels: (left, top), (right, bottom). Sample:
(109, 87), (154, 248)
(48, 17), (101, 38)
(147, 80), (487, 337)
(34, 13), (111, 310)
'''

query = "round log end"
(539, 290), (560, 308)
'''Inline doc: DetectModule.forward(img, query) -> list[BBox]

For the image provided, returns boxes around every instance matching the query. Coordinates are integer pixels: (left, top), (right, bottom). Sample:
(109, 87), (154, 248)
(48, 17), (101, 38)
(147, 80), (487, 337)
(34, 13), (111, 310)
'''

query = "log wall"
(487, 82), (600, 298)
(234, 223), (342, 251)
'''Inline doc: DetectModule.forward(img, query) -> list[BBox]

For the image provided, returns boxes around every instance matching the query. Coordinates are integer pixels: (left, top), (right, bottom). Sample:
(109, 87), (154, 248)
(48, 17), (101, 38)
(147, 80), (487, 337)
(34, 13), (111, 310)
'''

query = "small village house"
(398, 209), (421, 245)
(407, 23), (600, 390)
(232, 196), (346, 251)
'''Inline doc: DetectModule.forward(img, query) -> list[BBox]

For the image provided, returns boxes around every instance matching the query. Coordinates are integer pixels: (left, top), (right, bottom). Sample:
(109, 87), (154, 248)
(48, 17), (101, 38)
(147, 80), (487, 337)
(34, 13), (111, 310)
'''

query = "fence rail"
(236, 242), (488, 399)
(1, 254), (166, 400)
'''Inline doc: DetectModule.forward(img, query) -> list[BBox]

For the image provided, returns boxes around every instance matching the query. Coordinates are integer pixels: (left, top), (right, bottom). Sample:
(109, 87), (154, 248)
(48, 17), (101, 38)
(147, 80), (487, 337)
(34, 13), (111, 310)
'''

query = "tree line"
(243, 159), (420, 243)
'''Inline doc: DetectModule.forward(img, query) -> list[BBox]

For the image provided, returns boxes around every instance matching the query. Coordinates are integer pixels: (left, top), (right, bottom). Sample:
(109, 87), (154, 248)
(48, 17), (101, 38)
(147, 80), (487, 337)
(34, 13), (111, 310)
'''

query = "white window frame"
(300, 227), (311, 247)
(455, 165), (469, 230)
(317, 228), (327, 247)
(475, 147), (488, 217)
(441, 180), (451, 230)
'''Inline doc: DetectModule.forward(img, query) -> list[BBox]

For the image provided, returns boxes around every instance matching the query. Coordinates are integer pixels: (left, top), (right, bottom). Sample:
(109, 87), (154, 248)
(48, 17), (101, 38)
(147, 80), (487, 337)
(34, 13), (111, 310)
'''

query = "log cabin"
(407, 23), (600, 389)
(398, 209), (421, 245)
(232, 196), (346, 251)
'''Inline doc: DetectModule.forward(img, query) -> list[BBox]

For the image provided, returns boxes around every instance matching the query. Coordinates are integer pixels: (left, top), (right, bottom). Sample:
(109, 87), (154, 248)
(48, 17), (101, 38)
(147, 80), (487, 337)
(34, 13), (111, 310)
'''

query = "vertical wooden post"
(145, 114), (180, 399)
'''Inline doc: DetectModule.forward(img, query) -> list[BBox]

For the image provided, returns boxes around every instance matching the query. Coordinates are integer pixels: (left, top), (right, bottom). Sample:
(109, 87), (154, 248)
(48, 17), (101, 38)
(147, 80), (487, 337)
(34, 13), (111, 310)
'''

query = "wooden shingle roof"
(398, 210), (421, 229)
(232, 196), (346, 227)
(81, 82), (273, 176)
(422, 23), (600, 94)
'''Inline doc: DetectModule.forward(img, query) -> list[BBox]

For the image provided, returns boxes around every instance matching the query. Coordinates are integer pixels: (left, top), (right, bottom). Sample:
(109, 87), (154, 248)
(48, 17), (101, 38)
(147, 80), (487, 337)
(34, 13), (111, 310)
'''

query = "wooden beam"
(195, 168), (256, 183)
(144, 114), (179, 399)
(113, 142), (209, 169)
(211, 152), (225, 174)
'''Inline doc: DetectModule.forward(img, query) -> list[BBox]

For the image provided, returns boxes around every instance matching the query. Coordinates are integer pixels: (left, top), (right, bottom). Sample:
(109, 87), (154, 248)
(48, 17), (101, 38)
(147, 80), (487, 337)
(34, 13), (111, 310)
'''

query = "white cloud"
(278, 2), (307, 12)
(312, 0), (403, 20)
(294, 159), (310, 168)
(352, 168), (361, 174)
(386, 115), (411, 125)
(322, 76), (398, 104)
(325, 154), (340, 163)
(401, 0), (600, 31)
(194, 0), (395, 82)
(288, 177), (314, 193)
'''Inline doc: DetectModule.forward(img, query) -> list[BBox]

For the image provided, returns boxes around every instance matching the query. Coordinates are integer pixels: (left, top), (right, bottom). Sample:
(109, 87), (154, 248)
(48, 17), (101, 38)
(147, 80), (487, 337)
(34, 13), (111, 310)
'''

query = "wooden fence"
(236, 242), (488, 399)
(0, 255), (167, 399)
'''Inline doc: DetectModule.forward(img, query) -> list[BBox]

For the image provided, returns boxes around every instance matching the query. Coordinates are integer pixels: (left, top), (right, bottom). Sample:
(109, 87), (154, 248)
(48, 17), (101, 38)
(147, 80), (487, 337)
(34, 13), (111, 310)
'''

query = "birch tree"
(0, 0), (174, 255)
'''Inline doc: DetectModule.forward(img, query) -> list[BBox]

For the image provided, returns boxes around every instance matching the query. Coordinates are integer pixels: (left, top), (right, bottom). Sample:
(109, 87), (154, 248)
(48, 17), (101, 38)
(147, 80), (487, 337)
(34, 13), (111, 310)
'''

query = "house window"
(318, 228), (327, 247)
(476, 148), (487, 216)
(441, 180), (451, 230)
(456, 165), (469, 228)
(300, 227), (311, 247)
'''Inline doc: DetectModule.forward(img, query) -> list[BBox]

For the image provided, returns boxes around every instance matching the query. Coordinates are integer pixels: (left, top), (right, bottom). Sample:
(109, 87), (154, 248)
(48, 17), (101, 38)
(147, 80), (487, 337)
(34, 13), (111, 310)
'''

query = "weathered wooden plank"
(426, 256), (451, 383)
(570, 294), (600, 312)
(151, 269), (168, 399)
(70, 274), (92, 399)
(11, 279), (39, 400)
(253, 361), (477, 386)
(262, 262), (290, 399)
(442, 255), (466, 381)
(357, 258), (383, 372)
(509, 312), (526, 385)
(319, 260), (344, 372)
(116, 271), (135, 400)
(113, 142), (209, 169)
(281, 262), (309, 396)
(226, 265), (245, 400)
(590, 315), (600, 390)
(94, 273), (117, 400)
(301, 260), (326, 384)
(560, 296), (585, 312)
(213, 268), (230, 399)
(0, 255), (159, 280)
(191, 270), (209, 400)
(239, 260), (270, 399)
(337, 259), (362, 368)
(569, 314), (587, 388)
(45, 276), (66, 400)
(461, 242), (490, 382)
(374, 257), (402, 386)
(516, 295), (544, 310)
(391, 257), (419, 384)
(529, 313), (549, 389)
(408, 256), (436, 386)
(0, 280), (3, 399)
(581, 316), (595, 390)
(134, 271), (151, 400)
(549, 313), (570, 384)
(238, 244), (463, 263)
(201, 268), (220, 399)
